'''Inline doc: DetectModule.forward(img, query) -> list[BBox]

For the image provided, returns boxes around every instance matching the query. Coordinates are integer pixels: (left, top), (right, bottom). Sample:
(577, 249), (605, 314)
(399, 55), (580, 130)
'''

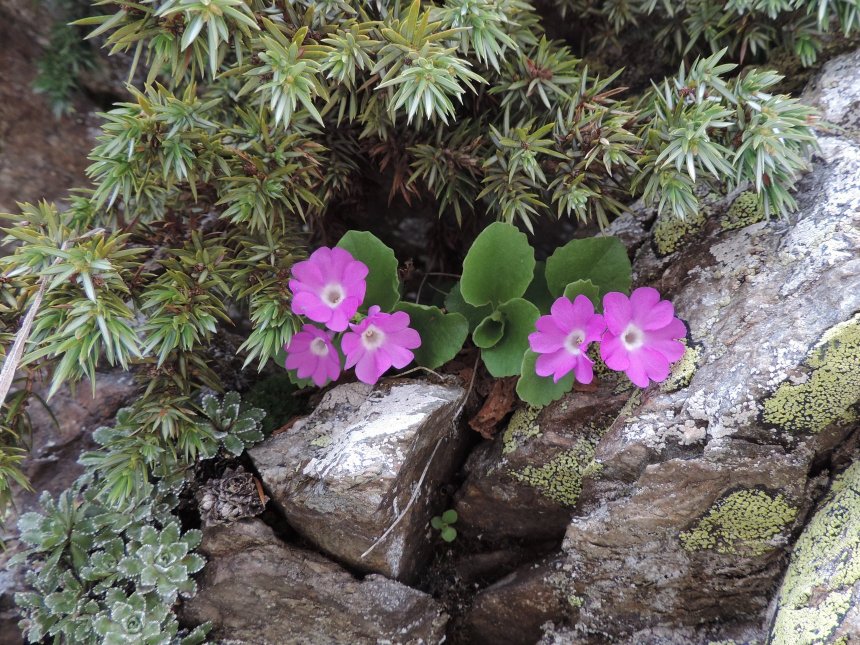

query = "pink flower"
(341, 306), (421, 384)
(289, 247), (369, 332)
(284, 325), (342, 387)
(528, 295), (606, 384)
(600, 287), (686, 388)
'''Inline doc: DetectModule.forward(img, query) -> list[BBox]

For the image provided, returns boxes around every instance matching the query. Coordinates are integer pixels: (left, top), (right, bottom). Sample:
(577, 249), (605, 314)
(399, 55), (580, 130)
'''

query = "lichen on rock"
(721, 191), (765, 231)
(769, 461), (860, 645)
(762, 314), (860, 434)
(652, 208), (706, 256)
(679, 489), (797, 557)
(502, 407), (542, 455)
(510, 438), (602, 507)
(660, 341), (700, 393)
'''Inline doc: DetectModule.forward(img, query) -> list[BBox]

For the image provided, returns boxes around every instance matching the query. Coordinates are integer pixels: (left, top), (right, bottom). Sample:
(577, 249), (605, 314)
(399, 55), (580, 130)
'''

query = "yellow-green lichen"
(502, 407), (542, 455)
(721, 191), (765, 231)
(653, 208), (706, 256)
(567, 594), (584, 608)
(679, 489), (797, 557)
(310, 435), (332, 448)
(763, 314), (860, 434)
(770, 462), (860, 645)
(660, 342), (700, 393)
(510, 438), (601, 507)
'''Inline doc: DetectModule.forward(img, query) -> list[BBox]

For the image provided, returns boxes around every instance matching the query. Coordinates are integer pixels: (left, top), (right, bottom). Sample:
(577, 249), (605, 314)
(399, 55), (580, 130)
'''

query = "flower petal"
(535, 315), (565, 337)
(535, 349), (576, 382)
(388, 327), (421, 350)
(624, 351), (651, 388)
(354, 351), (381, 384)
(529, 330), (564, 353)
(573, 354), (594, 384)
(640, 347), (670, 383)
(292, 291), (330, 324)
(633, 299), (674, 331)
(290, 258), (326, 289)
(383, 343), (415, 369)
(584, 313), (606, 344)
(341, 332), (362, 368)
(603, 292), (632, 335)
(600, 333), (630, 370)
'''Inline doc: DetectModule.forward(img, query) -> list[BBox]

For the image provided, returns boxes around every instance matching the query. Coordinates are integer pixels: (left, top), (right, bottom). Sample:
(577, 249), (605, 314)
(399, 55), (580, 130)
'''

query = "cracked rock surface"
(249, 379), (465, 581)
(180, 519), (448, 645)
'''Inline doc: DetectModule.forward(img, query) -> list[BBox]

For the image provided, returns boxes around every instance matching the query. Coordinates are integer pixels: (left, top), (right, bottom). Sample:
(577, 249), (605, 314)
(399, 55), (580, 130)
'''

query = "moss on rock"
(679, 489), (797, 557)
(502, 407), (542, 455)
(721, 191), (765, 231)
(652, 208), (706, 256)
(770, 462), (860, 645)
(510, 438), (601, 507)
(763, 314), (860, 434)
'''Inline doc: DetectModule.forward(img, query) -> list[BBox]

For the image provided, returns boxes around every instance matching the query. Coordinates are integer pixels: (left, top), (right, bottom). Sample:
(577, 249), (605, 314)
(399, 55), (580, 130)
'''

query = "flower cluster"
(528, 288), (686, 388)
(284, 247), (421, 386)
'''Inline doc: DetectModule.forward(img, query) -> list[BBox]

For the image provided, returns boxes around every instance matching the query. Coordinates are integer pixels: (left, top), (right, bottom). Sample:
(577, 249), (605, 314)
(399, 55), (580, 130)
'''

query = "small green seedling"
(431, 509), (458, 542)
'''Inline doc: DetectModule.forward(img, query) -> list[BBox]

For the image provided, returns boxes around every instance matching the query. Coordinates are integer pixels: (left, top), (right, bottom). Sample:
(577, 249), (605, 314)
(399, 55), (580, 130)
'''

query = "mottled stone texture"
(249, 379), (465, 581)
(768, 460), (860, 644)
(454, 380), (631, 544)
(551, 133), (860, 641)
(802, 48), (860, 137)
(181, 520), (448, 645)
(463, 558), (568, 645)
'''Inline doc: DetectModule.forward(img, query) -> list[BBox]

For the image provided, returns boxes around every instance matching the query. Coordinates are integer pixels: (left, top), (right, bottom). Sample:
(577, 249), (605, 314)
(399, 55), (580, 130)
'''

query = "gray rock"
(463, 558), (567, 645)
(0, 0), (101, 213)
(454, 380), (631, 544)
(802, 48), (860, 135)
(14, 371), (139, 517)
(180, 519), (448, 645)
(767, 459), (860, 644)
(249, 378), (465, 581)
(548, 134), (860, 641)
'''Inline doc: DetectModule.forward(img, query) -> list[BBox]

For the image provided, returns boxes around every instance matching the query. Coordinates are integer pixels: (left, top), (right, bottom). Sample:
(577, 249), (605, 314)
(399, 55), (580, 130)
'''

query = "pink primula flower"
(289, 247), (368, 332)
(600, 287), (686, 388)
(341, 306), (421, 384)
(528, 295), (606, 384)
(284, 325), (342, 387)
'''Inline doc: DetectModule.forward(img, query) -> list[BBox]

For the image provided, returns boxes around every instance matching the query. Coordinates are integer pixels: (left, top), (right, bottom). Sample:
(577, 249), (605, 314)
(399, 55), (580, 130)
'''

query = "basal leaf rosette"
(395, 302), (468, 370)
(479, 298), (540, 377)
(460, 222), (535, 307)
(545, 237), (631, 299)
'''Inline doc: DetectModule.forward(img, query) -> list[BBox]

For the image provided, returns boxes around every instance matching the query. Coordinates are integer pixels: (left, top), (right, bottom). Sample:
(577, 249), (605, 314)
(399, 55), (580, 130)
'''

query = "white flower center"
(321, 283), (345, 308)
(310, 337), (329, 357)
(621, 323), (644, 351)
(361, 324), (386, 350)
(564, 329), (585, 355)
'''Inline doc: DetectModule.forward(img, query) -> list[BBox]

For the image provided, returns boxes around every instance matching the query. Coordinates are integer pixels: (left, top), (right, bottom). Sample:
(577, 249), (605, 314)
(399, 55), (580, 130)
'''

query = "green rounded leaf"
(562, 279), (600, 308)
(461, 223), (535, 307)
(523, 260), (554, 314)
(516, 350), (574, 407)
(394, 302), (468, 369)
(473, 312), (505, 349)
(337, 230), (400, 311)
(441, 509), (458, 524)
(545, 237), (631, 299)
(430, 516), (444, 530)
(481, 298), (539, 377)
(445, 282), (493, 332)
(441, 526), (457, 542)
